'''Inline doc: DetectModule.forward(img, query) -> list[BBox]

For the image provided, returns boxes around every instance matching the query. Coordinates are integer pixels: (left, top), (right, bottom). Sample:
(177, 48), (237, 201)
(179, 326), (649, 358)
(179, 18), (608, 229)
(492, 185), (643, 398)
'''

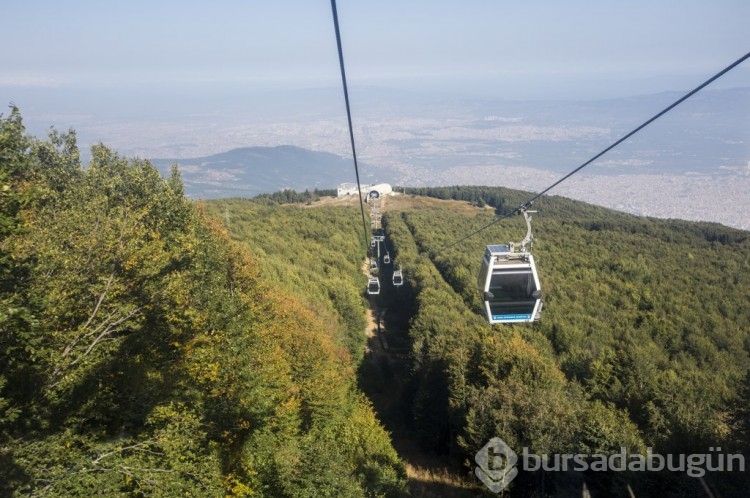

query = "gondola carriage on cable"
(383, 252), (391, 264)
(367, 276), (381, 295)
(392, 266), (404, 287)
(328, 0), (743, 324)
(477, 207), (542, 324)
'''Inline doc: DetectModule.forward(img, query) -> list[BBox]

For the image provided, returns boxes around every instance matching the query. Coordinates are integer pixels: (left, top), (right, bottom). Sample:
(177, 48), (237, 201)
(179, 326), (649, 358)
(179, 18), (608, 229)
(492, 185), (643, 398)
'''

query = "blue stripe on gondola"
(492, 314), (532, 321)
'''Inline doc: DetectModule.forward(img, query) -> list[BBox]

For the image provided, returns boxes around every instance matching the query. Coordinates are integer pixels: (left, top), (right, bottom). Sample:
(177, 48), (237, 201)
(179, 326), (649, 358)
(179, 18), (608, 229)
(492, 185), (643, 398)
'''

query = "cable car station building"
(337, 183), (393, 198)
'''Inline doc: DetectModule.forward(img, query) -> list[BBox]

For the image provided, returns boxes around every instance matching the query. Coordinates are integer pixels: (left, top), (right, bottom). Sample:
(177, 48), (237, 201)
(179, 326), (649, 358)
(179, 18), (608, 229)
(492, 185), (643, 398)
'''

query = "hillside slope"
(150, 145), (393, 199)
(5, 102), (749, 496)
(0, 109), (405, 497)
(386, 189), (750, 497)
(211, 188), (750, 497)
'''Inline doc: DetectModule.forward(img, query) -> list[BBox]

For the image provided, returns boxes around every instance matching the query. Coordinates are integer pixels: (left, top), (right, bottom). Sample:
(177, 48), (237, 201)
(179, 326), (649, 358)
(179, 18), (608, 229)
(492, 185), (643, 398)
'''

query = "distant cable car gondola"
(384, 253), (391, 264)
(478, 208), (542, 324)
(370, 259), (378, 271)
(367, 276), (381, 295)
(392, 266), (403, 287)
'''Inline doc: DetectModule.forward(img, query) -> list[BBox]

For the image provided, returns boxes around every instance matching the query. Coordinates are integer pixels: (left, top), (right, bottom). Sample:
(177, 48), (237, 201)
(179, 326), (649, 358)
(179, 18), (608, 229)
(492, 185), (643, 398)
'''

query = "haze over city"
(2, 1), (749, 228)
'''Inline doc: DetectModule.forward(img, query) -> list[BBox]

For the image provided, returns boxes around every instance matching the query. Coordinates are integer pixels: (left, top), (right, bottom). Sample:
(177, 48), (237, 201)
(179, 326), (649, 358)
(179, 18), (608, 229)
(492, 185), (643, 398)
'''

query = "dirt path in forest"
(359, 259), (479, 497)
(337, 193), (482, 496)
(361, 260), (387, 358)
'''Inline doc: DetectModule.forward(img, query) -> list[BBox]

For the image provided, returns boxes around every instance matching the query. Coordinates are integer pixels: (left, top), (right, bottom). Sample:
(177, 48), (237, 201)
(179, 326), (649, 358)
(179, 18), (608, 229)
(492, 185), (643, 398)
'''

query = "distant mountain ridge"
(149, 145), (374, 199)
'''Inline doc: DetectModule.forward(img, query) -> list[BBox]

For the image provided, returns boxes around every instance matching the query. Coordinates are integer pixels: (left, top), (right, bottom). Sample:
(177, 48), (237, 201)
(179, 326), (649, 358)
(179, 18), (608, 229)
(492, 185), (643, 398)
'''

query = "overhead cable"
(436, 50), (750, 254)
(330, 0), (371, 252)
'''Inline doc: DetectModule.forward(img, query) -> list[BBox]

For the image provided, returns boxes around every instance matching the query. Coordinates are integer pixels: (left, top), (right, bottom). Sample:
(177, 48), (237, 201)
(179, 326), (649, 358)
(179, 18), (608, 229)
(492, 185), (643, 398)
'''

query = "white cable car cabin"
(392, 267), (403, 287)
(477, 208), (542, 324)
(478, 244), (541, 323)
(367, 276), (381, 295)
(383, 253), (391, 264)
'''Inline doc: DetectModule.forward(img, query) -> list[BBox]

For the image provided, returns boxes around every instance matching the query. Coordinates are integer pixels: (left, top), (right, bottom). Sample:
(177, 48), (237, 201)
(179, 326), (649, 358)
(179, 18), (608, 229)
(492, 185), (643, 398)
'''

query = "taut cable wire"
(435, 50), (750, 255)
(330, 0), (370, 253)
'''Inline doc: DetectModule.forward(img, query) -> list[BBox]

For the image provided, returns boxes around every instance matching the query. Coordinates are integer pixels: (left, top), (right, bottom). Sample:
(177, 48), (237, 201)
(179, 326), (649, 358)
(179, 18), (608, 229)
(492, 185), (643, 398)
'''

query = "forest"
(0, 108), (405, 497)
(2, 105), (750, 497)
(377, 192), (750, 496)
(209, 186), (750, 497)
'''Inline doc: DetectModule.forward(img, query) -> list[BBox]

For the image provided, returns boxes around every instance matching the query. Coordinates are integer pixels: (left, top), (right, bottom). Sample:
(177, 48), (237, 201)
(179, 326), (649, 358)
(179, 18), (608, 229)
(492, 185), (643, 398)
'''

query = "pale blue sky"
(1, 0), (748, 96)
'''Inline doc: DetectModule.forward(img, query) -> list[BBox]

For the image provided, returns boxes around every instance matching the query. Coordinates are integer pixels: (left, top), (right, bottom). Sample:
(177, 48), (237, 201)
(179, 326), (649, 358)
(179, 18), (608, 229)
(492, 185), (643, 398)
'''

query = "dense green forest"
(254, 188), (337, 205)
(0, 108), (405, 497)
(3, 105), (750, 497)
(379, 193), (750, 497)
(211, 187), (750, 497)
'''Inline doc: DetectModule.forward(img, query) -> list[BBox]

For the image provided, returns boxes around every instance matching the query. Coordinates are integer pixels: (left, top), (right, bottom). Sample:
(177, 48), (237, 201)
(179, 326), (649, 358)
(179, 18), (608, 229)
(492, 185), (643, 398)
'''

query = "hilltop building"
(365, 183), (393, 198)
(337, 182), (393, 198)
(337, 183), (359, 197)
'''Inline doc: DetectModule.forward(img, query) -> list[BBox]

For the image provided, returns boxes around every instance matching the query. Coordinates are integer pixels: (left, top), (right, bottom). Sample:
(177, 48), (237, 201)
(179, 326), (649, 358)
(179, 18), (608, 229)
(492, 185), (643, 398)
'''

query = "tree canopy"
(206, 184), (750, 496)
(3, 104), (749, 497)
(0, 107), (405, 497)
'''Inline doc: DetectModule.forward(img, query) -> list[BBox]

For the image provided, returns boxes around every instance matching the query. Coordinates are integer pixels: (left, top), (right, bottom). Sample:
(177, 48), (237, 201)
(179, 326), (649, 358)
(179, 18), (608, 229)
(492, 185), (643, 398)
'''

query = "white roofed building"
(337, 182), (393, 198)
(337, 183), (359, 197)
(364, 183), (392, 198)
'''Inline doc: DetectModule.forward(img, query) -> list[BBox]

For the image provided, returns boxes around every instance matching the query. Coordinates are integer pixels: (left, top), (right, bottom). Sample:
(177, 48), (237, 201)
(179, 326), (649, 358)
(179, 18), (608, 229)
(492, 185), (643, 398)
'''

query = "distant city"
(14, 86), (750, 230)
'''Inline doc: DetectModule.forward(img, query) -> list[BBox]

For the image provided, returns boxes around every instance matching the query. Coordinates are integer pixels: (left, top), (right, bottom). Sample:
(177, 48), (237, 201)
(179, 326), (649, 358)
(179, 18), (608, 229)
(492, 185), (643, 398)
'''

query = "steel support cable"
(436, 50), (750, 255)
(330, 0), (370, 253)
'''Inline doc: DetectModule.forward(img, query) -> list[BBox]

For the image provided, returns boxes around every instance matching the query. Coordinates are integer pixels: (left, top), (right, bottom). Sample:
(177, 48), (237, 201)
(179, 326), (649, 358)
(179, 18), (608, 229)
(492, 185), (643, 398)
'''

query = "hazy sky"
(2, 0), (748, 97)
(1, 1), (747, 227)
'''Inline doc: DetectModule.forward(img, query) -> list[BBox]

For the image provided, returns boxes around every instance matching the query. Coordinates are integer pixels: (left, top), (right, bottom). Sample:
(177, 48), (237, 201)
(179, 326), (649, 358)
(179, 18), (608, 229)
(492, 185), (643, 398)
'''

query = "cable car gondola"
(392, 266), (403, 287)
(477, 209), (542, 324)
(367, 276), (381, 295)
(329, 0), (745, 325)
(383, 253), (391, 264)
